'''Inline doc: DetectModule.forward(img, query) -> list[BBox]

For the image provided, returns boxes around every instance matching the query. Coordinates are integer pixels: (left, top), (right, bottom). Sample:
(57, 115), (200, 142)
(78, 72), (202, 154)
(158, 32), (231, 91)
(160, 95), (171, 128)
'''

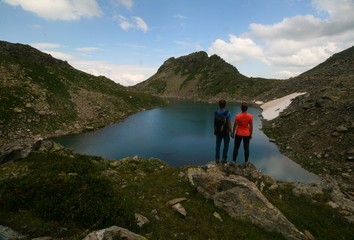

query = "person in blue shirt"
(214, 99), (232, 164)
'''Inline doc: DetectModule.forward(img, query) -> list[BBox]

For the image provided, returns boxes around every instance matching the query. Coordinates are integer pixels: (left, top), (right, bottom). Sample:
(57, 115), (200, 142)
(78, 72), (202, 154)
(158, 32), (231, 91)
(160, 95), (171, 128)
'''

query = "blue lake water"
(54, 101), (319, 183)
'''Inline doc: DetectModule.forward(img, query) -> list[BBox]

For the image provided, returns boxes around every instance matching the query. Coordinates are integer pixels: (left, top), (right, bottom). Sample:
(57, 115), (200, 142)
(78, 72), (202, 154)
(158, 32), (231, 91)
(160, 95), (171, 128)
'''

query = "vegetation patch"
(264, 184), (354, 240)
(1, 152), (353, 239)
(0, 152), (134, 239)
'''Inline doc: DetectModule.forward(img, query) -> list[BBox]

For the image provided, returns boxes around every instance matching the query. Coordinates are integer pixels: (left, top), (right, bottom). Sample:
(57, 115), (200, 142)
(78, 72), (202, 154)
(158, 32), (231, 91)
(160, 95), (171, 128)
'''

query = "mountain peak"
(133, 51), (279, 101)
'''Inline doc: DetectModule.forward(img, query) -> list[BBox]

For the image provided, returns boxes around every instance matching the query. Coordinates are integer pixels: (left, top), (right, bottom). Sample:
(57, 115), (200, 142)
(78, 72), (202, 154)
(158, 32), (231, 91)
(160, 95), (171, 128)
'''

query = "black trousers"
(233, 135), (250, 162)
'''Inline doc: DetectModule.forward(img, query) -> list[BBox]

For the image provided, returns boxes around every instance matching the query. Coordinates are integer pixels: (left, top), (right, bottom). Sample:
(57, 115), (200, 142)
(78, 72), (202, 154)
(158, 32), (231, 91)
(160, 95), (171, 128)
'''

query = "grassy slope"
(0, 152), (353, 240)
(0, 41), (165, 145)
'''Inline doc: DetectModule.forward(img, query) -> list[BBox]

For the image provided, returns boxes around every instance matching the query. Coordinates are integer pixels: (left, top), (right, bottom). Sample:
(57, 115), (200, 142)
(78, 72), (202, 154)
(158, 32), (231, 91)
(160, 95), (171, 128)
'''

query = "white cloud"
(31, 42), (62, 50)
(312, 0), (354, 22)
(30, 42), (74, 60)
(117, 15), (133, 30)
(208, 0), (354, 79)
(71, 61), (156, 86)
(30, 23), (41, 29)
(116, 15), (148, 32)
(30, 42), (152, 86)
(134, 16), (148, 33)
(116, 0), (133, 9)
(174, 14), (187, 19)
(44, 51), (75, 60)
(76, 47), (101, 52)
(4, 0), (102, 20)
(209, 35), (264, 64)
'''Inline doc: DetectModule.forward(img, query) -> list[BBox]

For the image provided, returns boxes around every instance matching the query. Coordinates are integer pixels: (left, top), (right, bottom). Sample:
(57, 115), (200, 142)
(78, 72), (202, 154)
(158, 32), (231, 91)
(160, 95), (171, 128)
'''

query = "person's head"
(241, 102), (248, 112)
(219, 99), (226, 109)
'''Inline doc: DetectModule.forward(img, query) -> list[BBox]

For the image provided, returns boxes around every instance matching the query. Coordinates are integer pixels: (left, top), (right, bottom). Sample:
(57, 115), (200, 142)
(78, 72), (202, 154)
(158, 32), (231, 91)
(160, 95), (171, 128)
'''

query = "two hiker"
(214, 99), (253, 164)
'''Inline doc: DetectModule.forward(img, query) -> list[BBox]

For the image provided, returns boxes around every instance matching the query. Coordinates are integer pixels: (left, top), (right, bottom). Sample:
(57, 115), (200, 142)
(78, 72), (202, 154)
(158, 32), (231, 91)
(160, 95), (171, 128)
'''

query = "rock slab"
(187, 164), (306, 240)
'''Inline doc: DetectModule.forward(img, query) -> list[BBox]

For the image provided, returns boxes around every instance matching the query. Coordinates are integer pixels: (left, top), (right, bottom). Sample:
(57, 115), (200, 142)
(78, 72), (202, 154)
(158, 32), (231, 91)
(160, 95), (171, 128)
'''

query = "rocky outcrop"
(260, 46), (354, 187)
(0, 225), (26, 240)
(82, 226), (147, 240)
(291, 175), (354, 223)
(0, 139), (70, 165)
(187, 163), (306, 240)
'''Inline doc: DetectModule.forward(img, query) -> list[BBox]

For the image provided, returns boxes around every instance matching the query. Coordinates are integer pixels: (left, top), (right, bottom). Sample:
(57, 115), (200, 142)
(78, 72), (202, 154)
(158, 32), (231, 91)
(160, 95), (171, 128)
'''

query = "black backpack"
(214, 110), (229, 136)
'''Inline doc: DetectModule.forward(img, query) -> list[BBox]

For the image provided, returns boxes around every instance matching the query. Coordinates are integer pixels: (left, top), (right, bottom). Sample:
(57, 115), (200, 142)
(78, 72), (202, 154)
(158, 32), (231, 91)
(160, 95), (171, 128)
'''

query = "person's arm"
(232, 119), (237, 138)
(249, 116), (253, 139)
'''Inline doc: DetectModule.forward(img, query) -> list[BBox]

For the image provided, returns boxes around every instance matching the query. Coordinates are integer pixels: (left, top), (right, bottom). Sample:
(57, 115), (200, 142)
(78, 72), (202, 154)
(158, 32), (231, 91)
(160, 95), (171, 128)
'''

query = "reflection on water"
(54, 101), (319, 183)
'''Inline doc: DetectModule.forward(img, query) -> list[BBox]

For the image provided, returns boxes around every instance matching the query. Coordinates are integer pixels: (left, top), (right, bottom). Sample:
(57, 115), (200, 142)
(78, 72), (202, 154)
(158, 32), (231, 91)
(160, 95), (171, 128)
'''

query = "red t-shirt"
(235, 112), (253, 136)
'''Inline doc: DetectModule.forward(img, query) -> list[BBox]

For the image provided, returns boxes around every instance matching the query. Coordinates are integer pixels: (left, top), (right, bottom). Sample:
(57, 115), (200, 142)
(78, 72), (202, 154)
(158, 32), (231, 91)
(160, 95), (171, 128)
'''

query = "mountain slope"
(133, 51), (283, 101)
(0, 41), (164, 147)
(261, 46), (354, 184)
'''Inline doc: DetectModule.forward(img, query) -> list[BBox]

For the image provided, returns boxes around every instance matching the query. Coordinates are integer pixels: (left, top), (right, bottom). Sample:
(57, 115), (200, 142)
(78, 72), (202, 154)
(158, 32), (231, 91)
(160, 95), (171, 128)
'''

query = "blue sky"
(1, 0), (354, 86)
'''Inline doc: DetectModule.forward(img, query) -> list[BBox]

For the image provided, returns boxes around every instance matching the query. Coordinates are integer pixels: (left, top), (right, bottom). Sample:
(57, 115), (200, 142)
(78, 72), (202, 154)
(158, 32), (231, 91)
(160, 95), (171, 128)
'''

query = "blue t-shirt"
(215, 109), (231, 120)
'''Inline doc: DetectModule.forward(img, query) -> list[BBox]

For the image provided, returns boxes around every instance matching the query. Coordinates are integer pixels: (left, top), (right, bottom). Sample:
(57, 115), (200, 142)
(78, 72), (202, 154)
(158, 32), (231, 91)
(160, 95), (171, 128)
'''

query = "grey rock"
(82, 226), (147, 240)
(135, 213), (150, 227)
(171, 203), (187, 217)
(213, 211), (223, 222)
(303, 230), (316, 240)
(336, 125), (348, 132)
(0, 225), (26, 239)
(187, 165), (306, 240)
(33, 140), (64, 153)
(0, 145), (32, 164)
(166, 197), (188, 207)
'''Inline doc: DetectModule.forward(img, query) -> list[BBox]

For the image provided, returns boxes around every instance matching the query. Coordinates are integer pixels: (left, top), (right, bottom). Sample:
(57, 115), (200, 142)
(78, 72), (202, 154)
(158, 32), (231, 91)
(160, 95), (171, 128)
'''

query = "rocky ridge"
(260, 47), (354, 187)
(0, 40), (164, 153)
(132, 51), (282, 101)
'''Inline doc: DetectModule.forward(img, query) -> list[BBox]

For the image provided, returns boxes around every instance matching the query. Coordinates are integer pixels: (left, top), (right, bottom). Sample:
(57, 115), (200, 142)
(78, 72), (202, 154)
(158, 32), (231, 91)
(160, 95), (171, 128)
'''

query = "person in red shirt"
(231, 102), (253, 163)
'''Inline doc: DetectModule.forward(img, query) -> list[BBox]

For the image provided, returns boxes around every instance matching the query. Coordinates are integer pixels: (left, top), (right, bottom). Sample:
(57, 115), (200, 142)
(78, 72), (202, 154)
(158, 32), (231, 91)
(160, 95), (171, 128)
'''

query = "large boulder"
(187, 164), (306, 240)
(82, 226), (147, 240)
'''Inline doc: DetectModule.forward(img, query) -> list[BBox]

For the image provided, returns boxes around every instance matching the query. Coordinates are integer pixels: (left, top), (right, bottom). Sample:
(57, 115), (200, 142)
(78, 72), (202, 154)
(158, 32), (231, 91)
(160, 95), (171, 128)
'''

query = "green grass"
(263, 184), (354, 240)
(1, 152), (353, 239)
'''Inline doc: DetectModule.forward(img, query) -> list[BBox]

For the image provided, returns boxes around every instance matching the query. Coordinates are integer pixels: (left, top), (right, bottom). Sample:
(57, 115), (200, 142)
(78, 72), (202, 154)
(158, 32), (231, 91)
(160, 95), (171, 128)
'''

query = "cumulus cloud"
(30, 42), (151, 86)
(116, 0), (133, 9)
(3, 0), (102, 20)
(30, 42), (75, 61)
(116, 15), (148, 32)
(209, 35), (264, 63)
(208, 0), (354, 79)
(71, 60), (156, 86)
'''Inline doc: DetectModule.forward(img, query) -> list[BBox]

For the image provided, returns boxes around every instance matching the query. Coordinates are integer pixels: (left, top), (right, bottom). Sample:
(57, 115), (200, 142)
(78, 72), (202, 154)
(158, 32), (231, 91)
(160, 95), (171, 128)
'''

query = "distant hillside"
(261, 46), (354, 183)
(0, 41), (164, 148)
(132, 51), (282, 101)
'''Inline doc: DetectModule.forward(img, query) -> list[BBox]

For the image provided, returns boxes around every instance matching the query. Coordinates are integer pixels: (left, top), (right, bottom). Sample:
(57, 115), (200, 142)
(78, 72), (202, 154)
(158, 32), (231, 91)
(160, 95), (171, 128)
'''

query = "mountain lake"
(54, 101), (319, 183)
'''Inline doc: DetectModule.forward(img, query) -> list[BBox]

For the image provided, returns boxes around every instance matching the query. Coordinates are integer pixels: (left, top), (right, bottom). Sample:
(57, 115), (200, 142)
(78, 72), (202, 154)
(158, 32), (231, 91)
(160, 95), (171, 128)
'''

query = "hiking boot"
(215, 159), (220, 164)
(221, 159), (227, 164)
(229, 160), (237, 166)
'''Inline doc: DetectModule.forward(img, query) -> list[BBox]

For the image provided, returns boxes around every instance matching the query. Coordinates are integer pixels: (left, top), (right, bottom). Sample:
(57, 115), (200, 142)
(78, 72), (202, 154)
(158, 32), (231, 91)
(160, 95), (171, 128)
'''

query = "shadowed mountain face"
(260, 46), (354, 182)
(0, 41), (164, 147)
(132, 51), (282, 101)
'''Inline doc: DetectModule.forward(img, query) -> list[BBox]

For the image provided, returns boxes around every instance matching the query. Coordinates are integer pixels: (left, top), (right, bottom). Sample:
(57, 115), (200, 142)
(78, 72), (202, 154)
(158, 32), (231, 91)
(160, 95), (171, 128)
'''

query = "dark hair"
(219, 99), (226, 108)
(241, 102), (248, 112)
